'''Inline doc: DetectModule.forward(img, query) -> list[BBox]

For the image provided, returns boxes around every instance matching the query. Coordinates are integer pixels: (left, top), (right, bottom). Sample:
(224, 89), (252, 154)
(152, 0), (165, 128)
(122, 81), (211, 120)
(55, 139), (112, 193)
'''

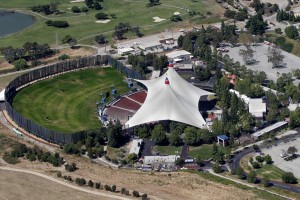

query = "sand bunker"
(153, 16), (166, 23)
(174, 12), (181, 15)
(70, 0), (84, 3)
(95, 19), (111, 24)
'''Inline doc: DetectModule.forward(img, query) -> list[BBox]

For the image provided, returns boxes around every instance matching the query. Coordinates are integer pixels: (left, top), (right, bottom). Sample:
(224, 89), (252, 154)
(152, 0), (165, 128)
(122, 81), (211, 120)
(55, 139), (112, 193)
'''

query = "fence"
(4, 55), (143, 145)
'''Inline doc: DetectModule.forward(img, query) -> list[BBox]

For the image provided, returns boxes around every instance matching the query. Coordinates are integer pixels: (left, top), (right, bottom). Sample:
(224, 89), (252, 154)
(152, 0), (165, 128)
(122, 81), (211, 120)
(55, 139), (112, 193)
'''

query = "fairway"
(0, 0), (223, 47)
(12, 67), (128, 133)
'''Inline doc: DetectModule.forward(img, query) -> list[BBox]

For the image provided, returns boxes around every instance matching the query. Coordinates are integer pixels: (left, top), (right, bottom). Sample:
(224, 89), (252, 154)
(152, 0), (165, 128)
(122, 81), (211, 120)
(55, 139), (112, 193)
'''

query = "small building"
(248, 99), (266, 120)
(129, 139), (143, 157)
(118, 47), (134, 55)
(217, 135), (229, 146)
(252, 121), (288, 139)
(288, 104), (299, 112)
(144, 155), (179, 165)
(139, 41), (163, 51)
(166, 50), (192, 63)
(0, 89), (5, 110)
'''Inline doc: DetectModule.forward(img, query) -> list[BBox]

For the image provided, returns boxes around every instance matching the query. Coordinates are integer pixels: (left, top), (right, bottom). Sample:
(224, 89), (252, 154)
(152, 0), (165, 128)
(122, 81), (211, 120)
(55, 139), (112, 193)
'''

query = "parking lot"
(225, 44), (300, 81)
(261, 136), (300, 178)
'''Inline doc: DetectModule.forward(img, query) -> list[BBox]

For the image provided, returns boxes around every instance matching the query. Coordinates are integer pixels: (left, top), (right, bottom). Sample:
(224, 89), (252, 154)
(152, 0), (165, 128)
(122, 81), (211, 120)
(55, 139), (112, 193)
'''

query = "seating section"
(105, 107), (135, 125)
(114, 97), (141, 111)
(103, 91), (147, 125)
(128, 91), (147, 104)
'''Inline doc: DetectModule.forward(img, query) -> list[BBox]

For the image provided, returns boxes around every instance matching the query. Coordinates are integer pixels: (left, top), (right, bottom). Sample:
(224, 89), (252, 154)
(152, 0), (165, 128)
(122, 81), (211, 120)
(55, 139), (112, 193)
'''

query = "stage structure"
(126, 64), (213, 128)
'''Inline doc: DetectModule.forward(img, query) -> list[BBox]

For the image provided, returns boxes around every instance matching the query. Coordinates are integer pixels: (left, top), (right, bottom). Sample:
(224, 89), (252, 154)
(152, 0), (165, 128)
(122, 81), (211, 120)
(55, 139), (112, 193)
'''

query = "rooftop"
(144, 155), (179, 164)
(138, 41), (162, 50)
(249, 98), (266, 116)
(129, 139), (143, 155)
(0, 89), (5, 101)
(166, 50), (191, 59)
(252, 121), (288, 138)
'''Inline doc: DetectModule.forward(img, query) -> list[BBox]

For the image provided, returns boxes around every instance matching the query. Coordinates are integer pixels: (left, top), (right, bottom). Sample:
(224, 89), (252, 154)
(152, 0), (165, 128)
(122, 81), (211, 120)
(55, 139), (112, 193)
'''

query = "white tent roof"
(0, 89), (5, 102)
(125, 67), (213, 128)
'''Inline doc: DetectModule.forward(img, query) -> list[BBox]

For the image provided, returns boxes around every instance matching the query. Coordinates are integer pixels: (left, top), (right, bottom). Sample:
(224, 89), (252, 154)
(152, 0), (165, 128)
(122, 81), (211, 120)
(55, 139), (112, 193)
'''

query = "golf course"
(12, 67), (128, 133)
(0, 0), (223, 47)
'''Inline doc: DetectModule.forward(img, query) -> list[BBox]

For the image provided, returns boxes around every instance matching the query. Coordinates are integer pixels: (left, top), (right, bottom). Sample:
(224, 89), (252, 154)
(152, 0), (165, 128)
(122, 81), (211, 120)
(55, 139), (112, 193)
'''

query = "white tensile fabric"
(125, 67), (213, 128)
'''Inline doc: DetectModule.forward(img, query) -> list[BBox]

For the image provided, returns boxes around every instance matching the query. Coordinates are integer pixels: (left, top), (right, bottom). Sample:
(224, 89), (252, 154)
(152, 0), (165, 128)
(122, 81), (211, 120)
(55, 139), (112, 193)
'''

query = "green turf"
(155, 145), (182, 155)
(255, 164), (285, 181)
(12, 67), (128, 133)
(0, 0), (223, 47)
(189, 144), (225, 160)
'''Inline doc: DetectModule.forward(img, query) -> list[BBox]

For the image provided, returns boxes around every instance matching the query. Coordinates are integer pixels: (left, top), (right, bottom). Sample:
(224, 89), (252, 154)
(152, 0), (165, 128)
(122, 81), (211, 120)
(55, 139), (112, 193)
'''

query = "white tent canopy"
(0, 89), (5, 102)
(125, 67), (213, 128)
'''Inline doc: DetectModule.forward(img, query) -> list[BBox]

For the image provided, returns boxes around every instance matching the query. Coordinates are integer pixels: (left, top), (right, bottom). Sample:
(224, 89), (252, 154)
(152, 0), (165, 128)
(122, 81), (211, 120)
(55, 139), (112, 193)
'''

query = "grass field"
(0, 0), (223, 47)
(255, 164), (285, 181)
(12, 67), (128, 133)
(154, 145), (182, 155)
(189, 144), (225, 160)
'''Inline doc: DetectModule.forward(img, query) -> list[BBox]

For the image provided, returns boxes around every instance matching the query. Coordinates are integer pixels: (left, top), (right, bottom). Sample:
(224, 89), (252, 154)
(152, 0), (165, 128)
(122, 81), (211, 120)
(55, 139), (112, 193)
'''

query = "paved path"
(0, 166), (132, 200)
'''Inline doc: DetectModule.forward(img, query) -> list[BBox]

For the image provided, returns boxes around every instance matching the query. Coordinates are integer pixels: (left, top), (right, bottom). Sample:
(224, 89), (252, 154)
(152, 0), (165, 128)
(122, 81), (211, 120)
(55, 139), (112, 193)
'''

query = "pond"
(0, 10), (36, 37)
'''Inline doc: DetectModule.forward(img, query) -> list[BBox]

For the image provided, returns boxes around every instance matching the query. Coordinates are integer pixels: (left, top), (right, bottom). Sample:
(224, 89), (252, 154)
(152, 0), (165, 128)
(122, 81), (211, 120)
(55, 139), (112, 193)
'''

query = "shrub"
(58, 54), (70, 60)
(170, 15), (182, 22)
(262, 175), (270, 187)
(247, 171), (257, 183)
(255, 155), (264, 163)
(251, 161), (261, 169)
(282, 172), (298, 184)
(95, 12), (108, 20)
(14, 59), (28, 70)
(236, 167), (247, 180)
(81, 6), (89, 12)
(212, 164), (223, 173)
(132, 190), (140, 197)
(121, 188), (127, 194)
(264, 154), (273, 164)
(95, 182), (100, 189)
(45, 20), (69, 28)
(104, 185), (111, 191)
(142, 193), (148, 200)
(111, 185), (116, 192)
(71, 6), (81, 13)
(88, 180), (94, 187)
(57, 171), (62, 177)
(94, 2), (102, 10)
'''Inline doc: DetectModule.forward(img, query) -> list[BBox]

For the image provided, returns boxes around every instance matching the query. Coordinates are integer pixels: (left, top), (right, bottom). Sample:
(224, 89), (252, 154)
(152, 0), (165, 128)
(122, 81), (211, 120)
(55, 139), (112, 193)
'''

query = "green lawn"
(12, 67), (128, 133)
(154, 145), (182, 155)
(255, 164), (285, 181)
(189, 144), (225, 160)
(0, 0), (223, 47)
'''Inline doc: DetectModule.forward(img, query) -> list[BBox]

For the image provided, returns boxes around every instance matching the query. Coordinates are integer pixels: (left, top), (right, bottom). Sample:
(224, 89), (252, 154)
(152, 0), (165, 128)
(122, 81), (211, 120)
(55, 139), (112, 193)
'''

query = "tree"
(111, 185), (116, 192)
(121, 188), (127, 194)
(95, 182), (101, 189)
(132, 190), (140, 197)
(285, 26), (299, 39)
(151, 124), (167, 145)
(85, 0), (94, 8)
(264, 154), (273, 164)
(71, 6), (81, 13)
(267, 46), (284, 68)
(239, 45), (254, 64)
(135, 126), (150, 138)
(113, 22), (131, 40)
(175, 157), (185, 167)
(14, 59), (28, 70)
(262, 175), (270, 187)
(236, 167), (246, 180)
(88, 180), (94, 187)
(281, 172), (298, 184)
(94, 2), (102, 10)
(148, 0), (160, 6)
(95, 12), (108, 20)
(256, 155), (264, 163)
(169, 129), (182, 146)
(142, 193), (148, 200)
(107, 121), (123, 147)
(177, 35), (184, 47)
(251, 161), (261, 169)
(253, 144), (259, 151)
(183, 126), (199, 145)
(81, 6), (88, 12)
(95, 34), (107, 44)
(247, 171), (257, 183)
(245, 13), (268, 35)
(212, 163), (223, 173)
(57, 171), (62, 177)
(287, 146), (298, 155)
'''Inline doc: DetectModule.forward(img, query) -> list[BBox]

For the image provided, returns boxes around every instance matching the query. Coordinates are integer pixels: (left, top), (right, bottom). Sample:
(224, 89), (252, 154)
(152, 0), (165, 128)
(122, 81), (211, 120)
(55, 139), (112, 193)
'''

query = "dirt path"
(0, 166), (133, 200)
